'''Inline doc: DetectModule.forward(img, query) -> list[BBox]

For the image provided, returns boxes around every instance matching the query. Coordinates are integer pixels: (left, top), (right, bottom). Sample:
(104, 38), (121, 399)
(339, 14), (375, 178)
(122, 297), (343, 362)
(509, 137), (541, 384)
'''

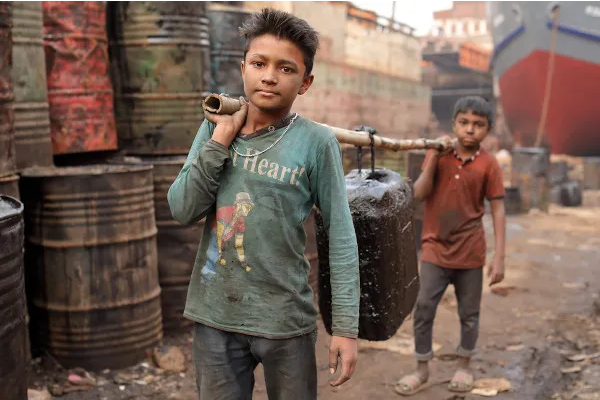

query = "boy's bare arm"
(488, 199), (506, 286)
(413, 151), (439, 201)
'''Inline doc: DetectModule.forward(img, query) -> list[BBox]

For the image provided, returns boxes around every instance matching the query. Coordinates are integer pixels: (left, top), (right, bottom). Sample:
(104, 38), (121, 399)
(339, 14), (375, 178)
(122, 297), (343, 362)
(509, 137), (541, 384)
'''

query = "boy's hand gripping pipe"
(203, 93), (454, 152)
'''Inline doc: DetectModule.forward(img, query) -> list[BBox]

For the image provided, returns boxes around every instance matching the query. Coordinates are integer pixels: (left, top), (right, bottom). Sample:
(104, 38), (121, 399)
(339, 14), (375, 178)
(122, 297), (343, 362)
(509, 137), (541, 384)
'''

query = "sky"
(351, 0), (454, 36)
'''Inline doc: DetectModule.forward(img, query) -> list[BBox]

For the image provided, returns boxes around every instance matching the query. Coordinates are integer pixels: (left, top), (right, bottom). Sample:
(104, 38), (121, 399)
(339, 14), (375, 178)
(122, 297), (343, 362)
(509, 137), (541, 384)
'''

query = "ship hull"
(490, 2), (600, 156)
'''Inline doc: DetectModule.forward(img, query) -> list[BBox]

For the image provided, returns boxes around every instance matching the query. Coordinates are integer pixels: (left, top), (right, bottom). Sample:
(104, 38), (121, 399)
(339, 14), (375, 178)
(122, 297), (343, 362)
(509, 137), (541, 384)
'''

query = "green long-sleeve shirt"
(168, 115), (359, 338)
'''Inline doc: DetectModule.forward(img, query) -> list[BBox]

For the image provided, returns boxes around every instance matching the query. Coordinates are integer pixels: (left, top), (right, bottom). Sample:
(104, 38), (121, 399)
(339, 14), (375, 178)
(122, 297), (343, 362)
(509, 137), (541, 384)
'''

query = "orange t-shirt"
(420, 148), (505, 269)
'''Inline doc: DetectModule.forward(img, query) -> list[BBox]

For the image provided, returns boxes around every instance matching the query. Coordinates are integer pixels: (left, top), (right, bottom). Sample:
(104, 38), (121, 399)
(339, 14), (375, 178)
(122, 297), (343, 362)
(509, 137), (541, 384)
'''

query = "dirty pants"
(413, 261), (483, 360)
(193, 323), (318, 400)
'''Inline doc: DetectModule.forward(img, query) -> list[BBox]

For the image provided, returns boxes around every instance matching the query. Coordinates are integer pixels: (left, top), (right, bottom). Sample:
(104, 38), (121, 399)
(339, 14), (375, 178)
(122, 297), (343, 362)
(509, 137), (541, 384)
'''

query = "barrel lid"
(0, 195), (24, 221)
(21, 164), (153, 178)
(345, 168), (404, 200)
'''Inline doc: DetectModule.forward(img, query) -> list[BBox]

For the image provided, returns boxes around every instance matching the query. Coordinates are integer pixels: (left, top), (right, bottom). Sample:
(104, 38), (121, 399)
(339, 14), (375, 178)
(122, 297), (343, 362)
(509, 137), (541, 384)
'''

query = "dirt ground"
(28, 191), (600, 400)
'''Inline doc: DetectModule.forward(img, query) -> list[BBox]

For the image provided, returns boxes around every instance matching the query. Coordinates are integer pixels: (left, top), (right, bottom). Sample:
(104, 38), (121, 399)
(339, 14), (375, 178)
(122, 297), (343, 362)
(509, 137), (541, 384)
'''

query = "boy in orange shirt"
(397, 96), (506, 395)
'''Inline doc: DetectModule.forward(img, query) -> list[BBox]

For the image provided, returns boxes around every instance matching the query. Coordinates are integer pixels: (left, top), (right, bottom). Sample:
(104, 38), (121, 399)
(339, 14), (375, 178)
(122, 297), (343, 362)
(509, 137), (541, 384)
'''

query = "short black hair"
(239, 8), (319, 76)
(453, 96), (495, 127)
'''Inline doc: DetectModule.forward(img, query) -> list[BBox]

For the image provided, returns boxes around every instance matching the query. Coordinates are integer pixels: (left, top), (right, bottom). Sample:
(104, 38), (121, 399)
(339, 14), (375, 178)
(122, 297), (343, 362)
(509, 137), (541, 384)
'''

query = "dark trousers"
(193, 323), (318, 400)
(413, 261), (483, 360)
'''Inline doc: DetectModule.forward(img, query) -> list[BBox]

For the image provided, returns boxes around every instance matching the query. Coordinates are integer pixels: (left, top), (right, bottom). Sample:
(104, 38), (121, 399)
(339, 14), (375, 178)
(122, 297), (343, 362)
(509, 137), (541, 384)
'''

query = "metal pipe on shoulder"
(203, 93), (453, 152)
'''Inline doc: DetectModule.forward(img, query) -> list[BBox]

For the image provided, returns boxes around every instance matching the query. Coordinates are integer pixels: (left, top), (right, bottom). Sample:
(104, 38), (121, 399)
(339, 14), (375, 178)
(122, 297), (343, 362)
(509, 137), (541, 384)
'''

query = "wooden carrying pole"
(203, 94), (452, 152)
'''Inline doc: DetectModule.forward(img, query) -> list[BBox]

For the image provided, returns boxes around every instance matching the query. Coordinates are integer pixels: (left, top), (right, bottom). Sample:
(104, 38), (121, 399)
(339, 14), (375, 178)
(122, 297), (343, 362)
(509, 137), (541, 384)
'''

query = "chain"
(230, 113), (299, 158)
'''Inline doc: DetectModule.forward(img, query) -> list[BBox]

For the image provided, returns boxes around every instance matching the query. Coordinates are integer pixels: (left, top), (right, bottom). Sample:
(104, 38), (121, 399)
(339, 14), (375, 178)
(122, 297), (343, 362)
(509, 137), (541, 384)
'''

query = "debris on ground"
(27, 388), (52, 400)
(471, 378), (512, 396)
(357, 332), (442, 355)
(153, 345), (186, 373)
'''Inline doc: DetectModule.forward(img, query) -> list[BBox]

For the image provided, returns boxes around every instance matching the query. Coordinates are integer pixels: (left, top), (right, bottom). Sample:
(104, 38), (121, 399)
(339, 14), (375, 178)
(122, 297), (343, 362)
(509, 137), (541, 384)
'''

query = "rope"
(535, 7), (560, 148)
(354, 125), (378, 174)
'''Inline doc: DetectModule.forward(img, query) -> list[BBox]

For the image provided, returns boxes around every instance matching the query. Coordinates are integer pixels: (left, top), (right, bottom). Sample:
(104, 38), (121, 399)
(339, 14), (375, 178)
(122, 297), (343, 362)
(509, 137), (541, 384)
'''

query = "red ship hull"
(499, 50), (600, 156)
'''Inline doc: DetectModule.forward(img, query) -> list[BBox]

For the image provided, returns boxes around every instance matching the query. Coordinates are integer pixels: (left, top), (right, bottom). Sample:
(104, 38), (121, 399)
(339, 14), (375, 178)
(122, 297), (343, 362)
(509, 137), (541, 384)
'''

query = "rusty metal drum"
(0, 195), (29, 400)
(43, 1), (118, 155)
(20, 164), (162, 370)
(12, 1), (53, 169)
(108, 2), (211, 154)
(511, 147), (550, 212)
(0, 173), (19, 199)
(316, 169), (419, 341)
(207, 5), (251, 98)
(114, 155), (203, 331)
(0, 2), (16, 175)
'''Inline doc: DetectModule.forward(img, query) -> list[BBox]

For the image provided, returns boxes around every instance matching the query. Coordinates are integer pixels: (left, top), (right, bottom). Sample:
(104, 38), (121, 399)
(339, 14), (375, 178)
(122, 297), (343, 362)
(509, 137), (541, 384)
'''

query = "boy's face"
(241, 34), (314, 113)
(452, 110), (491, 150)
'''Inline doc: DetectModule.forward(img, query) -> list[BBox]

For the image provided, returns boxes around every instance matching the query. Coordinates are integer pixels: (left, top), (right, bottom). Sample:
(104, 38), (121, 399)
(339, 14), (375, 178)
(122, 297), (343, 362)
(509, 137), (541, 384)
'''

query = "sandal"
(448, 368), (473, 393)
(395, 372), (428, 396)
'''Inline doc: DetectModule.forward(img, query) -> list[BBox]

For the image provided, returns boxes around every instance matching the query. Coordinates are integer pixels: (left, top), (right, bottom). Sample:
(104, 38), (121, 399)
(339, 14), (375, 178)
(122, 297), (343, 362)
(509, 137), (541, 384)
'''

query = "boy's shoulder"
(295, 116), (337, 146)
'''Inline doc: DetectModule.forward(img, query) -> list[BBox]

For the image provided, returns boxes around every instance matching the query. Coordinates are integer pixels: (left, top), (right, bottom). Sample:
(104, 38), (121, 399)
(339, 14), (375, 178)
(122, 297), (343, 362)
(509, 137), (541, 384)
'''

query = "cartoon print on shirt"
(200, 192), (255, 282)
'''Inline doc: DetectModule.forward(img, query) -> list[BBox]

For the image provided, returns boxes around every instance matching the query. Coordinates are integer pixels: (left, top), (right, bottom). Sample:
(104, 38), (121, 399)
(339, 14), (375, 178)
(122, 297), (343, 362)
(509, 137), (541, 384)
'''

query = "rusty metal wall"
(12, 1), (53, 169)
(207, 5), (251, 98)
(109, 1), (211, 155)
(0, 2), (16, 175)
(43, 1), (118, 155)
(0, 195), (28, 400)
(20, 164), (162, 370)
(0, 173), (19, 198)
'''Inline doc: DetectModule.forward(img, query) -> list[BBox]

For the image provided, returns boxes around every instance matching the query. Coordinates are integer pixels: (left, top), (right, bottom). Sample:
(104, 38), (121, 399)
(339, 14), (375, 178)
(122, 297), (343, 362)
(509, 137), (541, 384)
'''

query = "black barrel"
(12, 1), (53, 169)
(316, 169), (419, 341)
(0, 195), (29, 400)
(21, 165), (163, 370)
(0, 2), (16, 174)
(207, 5), (251, 98)
(108, 2), (211, 154)
(550, 180), (583, 208)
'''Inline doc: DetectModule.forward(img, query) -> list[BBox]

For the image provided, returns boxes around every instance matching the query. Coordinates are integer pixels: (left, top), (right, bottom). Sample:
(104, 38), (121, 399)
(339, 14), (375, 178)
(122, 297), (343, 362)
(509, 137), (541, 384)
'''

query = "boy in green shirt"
(168, 8), (360, 399)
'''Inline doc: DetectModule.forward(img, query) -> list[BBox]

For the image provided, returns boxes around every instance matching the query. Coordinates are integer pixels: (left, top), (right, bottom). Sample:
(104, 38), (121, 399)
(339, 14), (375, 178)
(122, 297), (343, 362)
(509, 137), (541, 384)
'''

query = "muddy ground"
(28, 192), (600, 400)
